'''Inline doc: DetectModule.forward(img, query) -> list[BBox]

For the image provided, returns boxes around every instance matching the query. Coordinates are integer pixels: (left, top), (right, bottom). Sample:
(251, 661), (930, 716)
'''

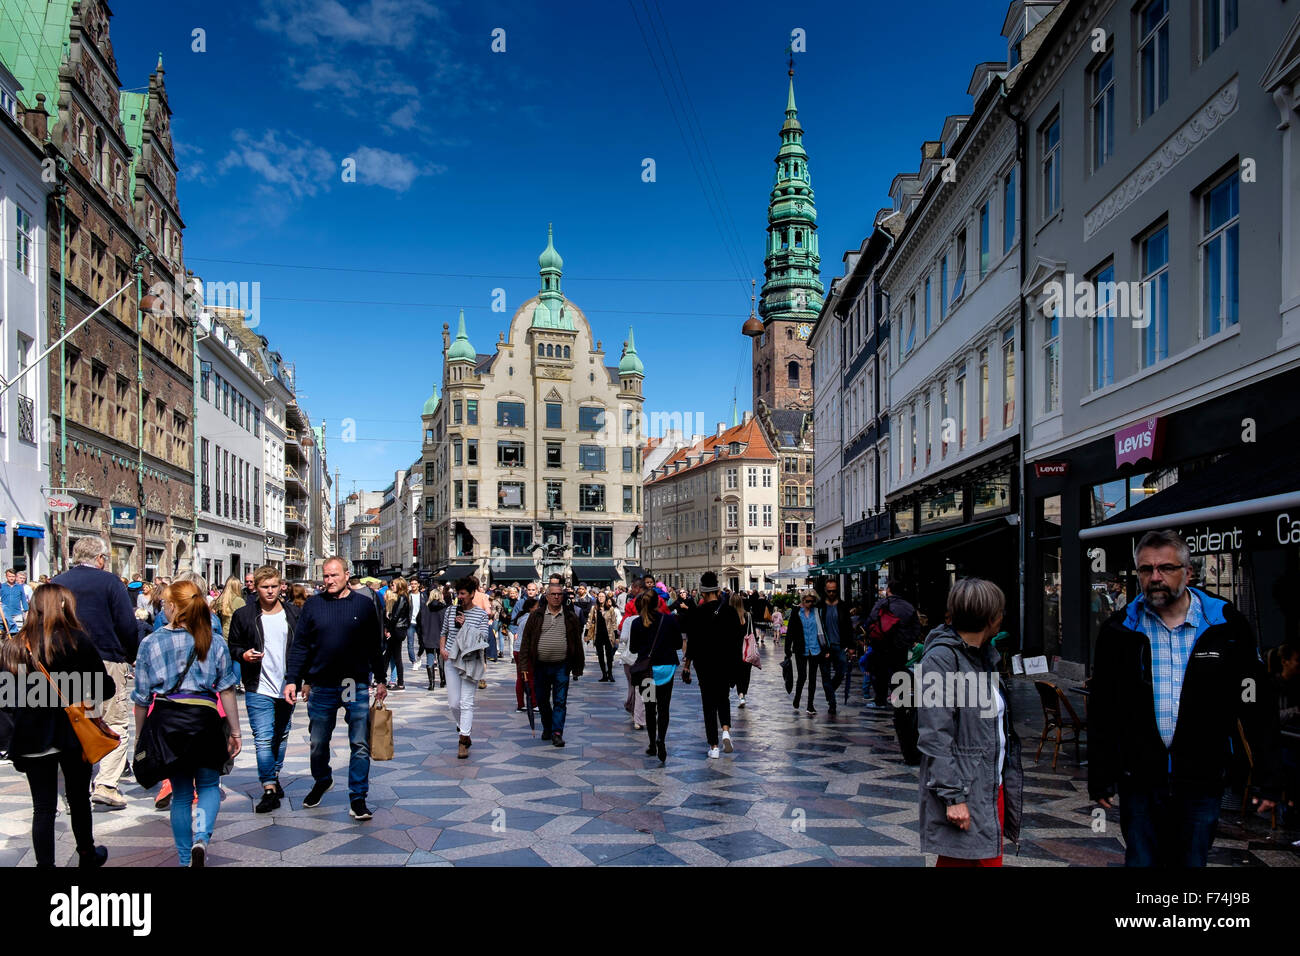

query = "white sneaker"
(721, 731), (734, 753)
(738, 695), (746, 708)
(707, 746), (721, 759)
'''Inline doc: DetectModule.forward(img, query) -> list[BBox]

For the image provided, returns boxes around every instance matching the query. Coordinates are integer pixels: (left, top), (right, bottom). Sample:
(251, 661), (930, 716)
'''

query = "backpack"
(867, 604), (900, 646)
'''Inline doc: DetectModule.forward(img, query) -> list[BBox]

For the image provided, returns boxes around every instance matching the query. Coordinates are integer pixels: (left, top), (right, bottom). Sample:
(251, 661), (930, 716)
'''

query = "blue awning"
(16, 524), (45, 539)
(0, 521), (6, 534)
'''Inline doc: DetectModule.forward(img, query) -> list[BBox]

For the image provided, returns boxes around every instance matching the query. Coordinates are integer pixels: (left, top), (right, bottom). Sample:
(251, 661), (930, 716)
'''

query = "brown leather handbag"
(29, 650), (120, 764)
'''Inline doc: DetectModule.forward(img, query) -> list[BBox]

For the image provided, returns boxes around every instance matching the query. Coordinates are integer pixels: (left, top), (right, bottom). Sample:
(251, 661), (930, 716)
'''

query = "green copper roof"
(532, 224), (575, 330)
(120, 91), (147, 195)
(448, 310), (476, 362)
(422, 383), (440, 416)
(0, 0), (74, 121)
(538, 222), (563, 272)
(618, 326), (645, 376)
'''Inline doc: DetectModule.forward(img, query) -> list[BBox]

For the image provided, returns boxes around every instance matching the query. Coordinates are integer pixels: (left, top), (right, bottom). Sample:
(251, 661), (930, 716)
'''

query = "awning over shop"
(491, 562), (538, 583)
(0, 521), (6, 534)
(571, 562), (619, 583)
(623, 565), (647, 581)
(16, 523), (44, 539)
(813, 518), (1009, 573)
(769, 564), (815, 581)
(433, 564), (480, 582)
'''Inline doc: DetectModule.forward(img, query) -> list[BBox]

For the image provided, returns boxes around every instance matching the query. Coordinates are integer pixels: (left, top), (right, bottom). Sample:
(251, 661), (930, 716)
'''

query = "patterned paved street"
(1, 644), (1295, 867)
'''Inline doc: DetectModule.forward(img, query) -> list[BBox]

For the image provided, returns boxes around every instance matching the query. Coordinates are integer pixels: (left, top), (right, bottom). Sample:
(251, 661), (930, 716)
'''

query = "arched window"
(787, 361), (800, 388)
(92, 129), (105, 181)
(538, 343), (545, 356)
(545, 344), (553, 357)
(786, 327), (794, 340)
(77, 118), (89, 156)
(113, 161), (124, 197)
(562, 345), (570, 358)
(794, 230), (803, 247)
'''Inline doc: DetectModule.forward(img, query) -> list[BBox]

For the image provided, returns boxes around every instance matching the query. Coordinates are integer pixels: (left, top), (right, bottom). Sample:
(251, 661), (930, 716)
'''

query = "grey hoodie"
(916, 624), (1023, 860)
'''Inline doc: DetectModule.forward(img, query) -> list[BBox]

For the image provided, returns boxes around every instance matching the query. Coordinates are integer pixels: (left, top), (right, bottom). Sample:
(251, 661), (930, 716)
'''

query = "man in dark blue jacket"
(1091, 529), (1277, 866)
(52, 536), (137, 809)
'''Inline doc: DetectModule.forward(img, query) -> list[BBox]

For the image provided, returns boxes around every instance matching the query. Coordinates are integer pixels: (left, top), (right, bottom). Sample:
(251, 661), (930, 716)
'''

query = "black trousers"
(645, 677), (675, 745)
(20, 751), (95, 867)
(794, 653), (835, 711)
(594, 638), (614, 678)
(384, 634), (405, 684)
(697, 674), (731, 746)
(736, 663), (752, 696)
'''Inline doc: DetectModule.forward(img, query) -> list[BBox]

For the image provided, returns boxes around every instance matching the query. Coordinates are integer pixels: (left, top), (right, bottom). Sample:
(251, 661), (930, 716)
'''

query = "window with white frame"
(1201, 0), (1237, 57)
(747, 466), (757, 488)
(726, 503), (738, 529)
(940, 256), (949, 319)
(1002, 327), (1016, 430)
(952, 230), (967, 301)
(1003, 166), (1017, 254)
(14, 205), (33, 278)
(1140, 224), (1170, 367)
(725, 467), (737, 490)
(747, 504), (758, 528)
(1043, 308), (1061, 411)
(1201, 174), (1239, 337)
(1139, 0), (1170, 120)
(979, 201), (990, 278)
(762, 505), (772, 528)
(1091, 52), (1115, 171)
(1041, 114), (1061, 218)
(1092, 263), (1116, 390)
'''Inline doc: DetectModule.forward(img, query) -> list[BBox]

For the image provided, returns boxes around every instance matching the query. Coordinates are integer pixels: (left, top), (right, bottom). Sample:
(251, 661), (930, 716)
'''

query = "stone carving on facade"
(1084, 79), (1240, 241)
(112, 480), (134, 504)
(147, 491), (164, 513)
(72, 469), (97, 495)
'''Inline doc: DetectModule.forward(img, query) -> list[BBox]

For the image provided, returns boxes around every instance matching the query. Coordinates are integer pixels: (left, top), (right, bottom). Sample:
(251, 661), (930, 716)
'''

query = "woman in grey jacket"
(917, 578), (1022, 866)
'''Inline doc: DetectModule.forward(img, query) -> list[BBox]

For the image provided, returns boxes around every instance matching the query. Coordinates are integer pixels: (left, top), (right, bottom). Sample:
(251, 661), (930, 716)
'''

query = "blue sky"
(107, 0), (1009, 494)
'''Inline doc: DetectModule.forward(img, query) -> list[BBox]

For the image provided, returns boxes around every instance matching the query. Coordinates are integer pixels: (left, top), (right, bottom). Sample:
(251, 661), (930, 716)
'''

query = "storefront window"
(1039, 495), (1062, 660)
(971, 475), (1012, 517)
(893, 505), (915, 536)
(919, 490), (964, 530)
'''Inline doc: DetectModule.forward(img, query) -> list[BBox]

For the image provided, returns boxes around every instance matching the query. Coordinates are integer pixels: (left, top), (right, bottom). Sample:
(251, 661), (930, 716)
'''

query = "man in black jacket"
(819, 580), (855, 693)
(1091, 529), (1276, 866)
(285, 557), (387, 820)
(228, 566), (300, 812)
(52, 536), (137, 809)
(866, 579), (924, 763)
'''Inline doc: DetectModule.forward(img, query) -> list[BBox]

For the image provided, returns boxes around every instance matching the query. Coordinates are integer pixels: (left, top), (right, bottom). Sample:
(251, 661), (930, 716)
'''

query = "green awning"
(813, 519), (1008, 573)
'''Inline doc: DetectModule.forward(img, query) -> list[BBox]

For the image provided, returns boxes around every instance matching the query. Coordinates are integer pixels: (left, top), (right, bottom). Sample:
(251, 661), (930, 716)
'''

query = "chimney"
(716, 421), (726, 437)
(742, 411), (753, 424)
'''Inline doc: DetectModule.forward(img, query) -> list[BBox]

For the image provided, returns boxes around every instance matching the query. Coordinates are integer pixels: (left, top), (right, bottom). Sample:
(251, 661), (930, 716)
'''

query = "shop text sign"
(1033, 461), (1069, 478)
(111, 507), (137, 529)
(46, 494), (76, 513)
(1115, 417), (1164, 468)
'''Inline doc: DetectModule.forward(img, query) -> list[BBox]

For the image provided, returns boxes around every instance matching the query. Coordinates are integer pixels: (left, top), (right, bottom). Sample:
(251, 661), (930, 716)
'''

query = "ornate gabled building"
(754, 402), (814, 575)
(3, 0), (194, 577)
(419, 227), (646, 587)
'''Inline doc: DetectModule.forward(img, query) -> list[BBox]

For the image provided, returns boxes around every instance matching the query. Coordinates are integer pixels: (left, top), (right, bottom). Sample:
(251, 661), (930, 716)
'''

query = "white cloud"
(218, 130), (336, 199)
(257, 0), (443, 50)
(350, 146), (443, 191)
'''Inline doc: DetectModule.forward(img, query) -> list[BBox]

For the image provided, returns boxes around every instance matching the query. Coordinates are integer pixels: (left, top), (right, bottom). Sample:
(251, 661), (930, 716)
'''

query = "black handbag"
(133, 645), (230, 789)
(781, 656), (794, 694)
(629, 616), (665, 688)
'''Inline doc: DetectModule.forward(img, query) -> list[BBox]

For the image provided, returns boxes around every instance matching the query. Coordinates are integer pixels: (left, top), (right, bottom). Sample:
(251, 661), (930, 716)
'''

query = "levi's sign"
(1115, 417), (1163, 468)
(1033, 462), (1069, 478)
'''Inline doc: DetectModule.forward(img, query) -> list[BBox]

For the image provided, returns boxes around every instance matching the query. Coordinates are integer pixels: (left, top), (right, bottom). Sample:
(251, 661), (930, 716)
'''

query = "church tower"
(752, 62), (823, 413)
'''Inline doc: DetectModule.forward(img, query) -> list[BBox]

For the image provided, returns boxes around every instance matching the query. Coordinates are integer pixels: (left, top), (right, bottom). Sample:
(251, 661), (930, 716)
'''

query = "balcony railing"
(286, 427), (299, 444)
(285, 465), (303, 484)
(285, 505), (302, 524)
(286, 548), (305, 562)
(18, 395), (35, 443)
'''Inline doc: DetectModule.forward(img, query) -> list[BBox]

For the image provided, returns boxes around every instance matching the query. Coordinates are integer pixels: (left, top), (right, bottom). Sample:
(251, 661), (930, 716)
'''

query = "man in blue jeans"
(518, 574), (584, 747)
(285, 556), (387, 820)
(1090, 529), (1277, 866)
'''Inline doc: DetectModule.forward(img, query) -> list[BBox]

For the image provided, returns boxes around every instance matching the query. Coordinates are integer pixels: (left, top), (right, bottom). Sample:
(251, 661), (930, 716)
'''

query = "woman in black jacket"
(418, 585), (448, 690)
(629, 591), (684, 765)
(681, 574), (742, 758)
(383, 577), (412, 690)
(0, 584), (113, 867)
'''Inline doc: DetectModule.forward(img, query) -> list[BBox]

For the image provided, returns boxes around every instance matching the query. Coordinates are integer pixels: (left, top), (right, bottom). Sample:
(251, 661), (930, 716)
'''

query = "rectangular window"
(1041, 115), (1061, 217)
(725, 468), (737, 490)
(805, 522), (814, 547)
(1202, 0), (1237, 56)
(498, 481), (524, 509)
(497, 440), (525, 467)
(490, 525), (510, 556)
(512, 525), (533, 555)
(1091, 53), (1115, 171)
(1092, 263), (1116, 390)
(747, 504), (758, 528)
(14, 206), (33, 277)
(905, 296), (916, 355)
(497, 401), (525, 428)
(455, 481), (464, 509)
(425, 463), (436, 483)
(452, 400), (463, 425)
(910, 407), (918, 470)
(956, 368), (967, 448)
(545, 402), (562, 429)
(952, 230), (967, 301)
(762, 504), (773, 528)
(425, 498), (436, 521)
(546, 481), (563, 510)
(1002, 327), (1016, 430)
(1201, 175), (1239, 336)
(578, 406), (606, 432)
(1140, 0), (1170, 120)
(1042, 307), (1061, 411)
(978, 349), (989, 441)
(623, 446), (634, 471)
(923, 396), (932, 465)
(940, 257), (949, 319)
(623, 485), (634, 513)
(1140, 224), (1170, 367)
(979, 201), (990, 277)
(467, 480), (478, 509)
(466, 400), (478, 425)
(572, 527), (592, 557)
(1003, 167), (1017, 253)
(924, 277), (932, 335)
(747, 467), (758, 488)
(546, 441), (563, 468)
(784, 522), (799, 548)
(595, 527), (613, 558)
(726, 504), (738, 530)
(453, 439), (463, 467)
(623, 408), (635, 435)
(466, 439), (478, 466)
(579, 484), (606, 512)
(579, 445), (605, 471)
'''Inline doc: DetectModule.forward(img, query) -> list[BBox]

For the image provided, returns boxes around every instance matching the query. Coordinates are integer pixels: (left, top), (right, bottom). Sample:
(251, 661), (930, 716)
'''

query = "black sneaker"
(541, 731), (553, 741)
(190, 842), (206, 867)
(77, 845), (108, 868)
(303, 779), (333, 808)
(553, 733), (565, 748)
(255, 790), (281, 813)
(516, 706), (526, 713)
(349, 799), (374, 821)
(274, 780), (285, 798)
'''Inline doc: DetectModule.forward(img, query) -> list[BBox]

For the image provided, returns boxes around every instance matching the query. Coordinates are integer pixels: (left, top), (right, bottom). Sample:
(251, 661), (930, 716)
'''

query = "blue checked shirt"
(131, 626), (238, 706)
(1132, 589), (1210, 749)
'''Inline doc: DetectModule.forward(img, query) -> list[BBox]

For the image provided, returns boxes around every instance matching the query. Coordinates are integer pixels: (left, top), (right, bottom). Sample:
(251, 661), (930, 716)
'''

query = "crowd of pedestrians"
(0, 525), (1293, 869)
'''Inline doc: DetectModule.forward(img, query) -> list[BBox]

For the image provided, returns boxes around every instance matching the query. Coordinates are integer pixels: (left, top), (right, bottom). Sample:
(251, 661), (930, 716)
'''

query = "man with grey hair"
(52, 536), (137, 809)
(1090, 529), (1277, 866)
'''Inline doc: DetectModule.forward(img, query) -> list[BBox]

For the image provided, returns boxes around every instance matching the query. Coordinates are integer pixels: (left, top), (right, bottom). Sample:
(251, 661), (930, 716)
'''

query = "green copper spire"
(618, 326), (645, 376)
(759, 65), (823, 326)
(533, 223), (575, 330)
(422, 382), (440, 415)
(448, 310), (477, 362)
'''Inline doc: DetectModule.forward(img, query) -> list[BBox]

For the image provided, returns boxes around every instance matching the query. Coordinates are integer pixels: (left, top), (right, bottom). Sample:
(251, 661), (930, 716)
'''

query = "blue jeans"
(487, 624), (499, 660)
(170, 767), (221, 865)
(534, 661), (569, 736)
(407, 624), (420, 664)
(1119, 781), (1221, 867)
(307, 683), (371, 800)
(245, 690), (293, 786)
